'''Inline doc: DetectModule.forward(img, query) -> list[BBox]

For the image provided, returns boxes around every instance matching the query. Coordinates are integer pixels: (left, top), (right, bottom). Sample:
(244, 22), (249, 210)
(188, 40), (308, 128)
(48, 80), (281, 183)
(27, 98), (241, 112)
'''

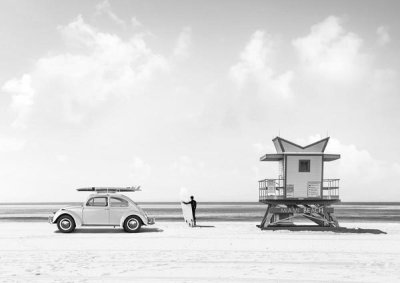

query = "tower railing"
(322, 179), (340, 199)
(258, 178), (285, 201)
(259, 178), (340, 201)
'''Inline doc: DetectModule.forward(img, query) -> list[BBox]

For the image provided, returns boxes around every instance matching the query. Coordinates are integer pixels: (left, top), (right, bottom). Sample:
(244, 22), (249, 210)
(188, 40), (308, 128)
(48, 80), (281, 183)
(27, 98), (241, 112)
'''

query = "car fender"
(53, 208), (83, 227)
(119, 210), (147, 227)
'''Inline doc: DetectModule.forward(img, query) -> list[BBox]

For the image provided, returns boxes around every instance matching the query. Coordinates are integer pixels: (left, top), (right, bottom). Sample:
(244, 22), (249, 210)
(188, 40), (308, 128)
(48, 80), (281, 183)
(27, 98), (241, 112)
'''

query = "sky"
(0, 0), (399, 202)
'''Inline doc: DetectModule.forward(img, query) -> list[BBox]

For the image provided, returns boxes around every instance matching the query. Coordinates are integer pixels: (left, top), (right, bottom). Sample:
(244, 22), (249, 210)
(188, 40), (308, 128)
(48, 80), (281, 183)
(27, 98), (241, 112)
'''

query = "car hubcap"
(61, 219), (71, 230)
(128, 219), (138, 230)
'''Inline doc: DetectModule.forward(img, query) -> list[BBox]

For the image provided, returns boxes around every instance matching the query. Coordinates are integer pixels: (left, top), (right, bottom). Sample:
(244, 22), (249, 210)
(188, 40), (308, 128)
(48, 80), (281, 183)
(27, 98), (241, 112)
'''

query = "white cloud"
(95, 0), (126, 28)
(1, 15), (169, 125)
(56, 154), (69, 163)
(252, 143), (265, 154)
(252, 142), (276, 155)
(308, 135), (400, 201)
(376, 26), (391, 46)
(171, 155), (206, 176)
(372, 68), (398, 94)
(0, 137), (25, 152)
(1, 74), (35, 128)
(130, 157), (152, 182)
(293, 16), (368, 83)
(230, 30), (293, 98)
(171, 155), (194, 175)
(131, 17), (142, 28)
(173, 27), (192, 59)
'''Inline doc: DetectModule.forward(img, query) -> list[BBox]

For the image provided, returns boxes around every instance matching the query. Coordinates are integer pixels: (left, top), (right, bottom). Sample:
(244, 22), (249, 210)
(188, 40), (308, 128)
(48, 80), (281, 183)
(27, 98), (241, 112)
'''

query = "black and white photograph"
(0, 0), (399, 282)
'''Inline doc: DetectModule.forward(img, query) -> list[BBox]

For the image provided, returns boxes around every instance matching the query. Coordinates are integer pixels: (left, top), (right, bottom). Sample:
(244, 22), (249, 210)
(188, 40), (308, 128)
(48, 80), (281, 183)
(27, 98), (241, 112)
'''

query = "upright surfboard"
(180, 188), (194, 227)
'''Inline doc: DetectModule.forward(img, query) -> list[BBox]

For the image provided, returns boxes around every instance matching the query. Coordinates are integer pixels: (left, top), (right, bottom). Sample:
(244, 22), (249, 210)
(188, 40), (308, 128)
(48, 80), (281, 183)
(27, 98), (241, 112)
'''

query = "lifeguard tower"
(258, 136), (341, 230)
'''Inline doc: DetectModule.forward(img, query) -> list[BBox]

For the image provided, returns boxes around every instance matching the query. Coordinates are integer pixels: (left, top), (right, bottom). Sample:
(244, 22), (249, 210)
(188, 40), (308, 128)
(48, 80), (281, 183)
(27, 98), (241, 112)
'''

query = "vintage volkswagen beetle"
(48, 187), (155, 233)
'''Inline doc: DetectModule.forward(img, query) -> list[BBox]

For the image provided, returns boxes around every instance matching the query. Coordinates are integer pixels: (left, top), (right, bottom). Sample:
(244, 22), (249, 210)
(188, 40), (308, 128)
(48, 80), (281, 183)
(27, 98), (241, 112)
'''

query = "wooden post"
(260, 204), (276, 228)
(260, 205), (270, 228)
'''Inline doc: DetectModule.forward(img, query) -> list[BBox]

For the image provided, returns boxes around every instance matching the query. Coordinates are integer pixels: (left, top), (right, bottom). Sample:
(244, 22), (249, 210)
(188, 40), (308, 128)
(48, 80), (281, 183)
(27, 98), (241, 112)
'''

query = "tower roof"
(273, 136), (329, 153)
(260, 136), (340, 162)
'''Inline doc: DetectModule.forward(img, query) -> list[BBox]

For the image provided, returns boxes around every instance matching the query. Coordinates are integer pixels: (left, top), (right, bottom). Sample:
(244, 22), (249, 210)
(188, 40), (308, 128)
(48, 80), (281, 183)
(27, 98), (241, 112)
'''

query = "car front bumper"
(147, 217), (155, 225)
(48, 215), (54, 224)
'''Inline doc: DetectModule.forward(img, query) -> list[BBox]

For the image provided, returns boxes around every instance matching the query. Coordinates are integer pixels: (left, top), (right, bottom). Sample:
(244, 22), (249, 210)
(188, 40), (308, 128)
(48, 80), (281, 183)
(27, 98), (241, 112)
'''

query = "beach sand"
(0, 221), (399, 282)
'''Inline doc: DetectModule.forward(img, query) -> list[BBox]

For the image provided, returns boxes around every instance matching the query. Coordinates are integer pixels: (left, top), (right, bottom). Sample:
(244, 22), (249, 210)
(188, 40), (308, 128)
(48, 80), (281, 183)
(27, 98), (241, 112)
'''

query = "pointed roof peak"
(272, 136), (330, 153)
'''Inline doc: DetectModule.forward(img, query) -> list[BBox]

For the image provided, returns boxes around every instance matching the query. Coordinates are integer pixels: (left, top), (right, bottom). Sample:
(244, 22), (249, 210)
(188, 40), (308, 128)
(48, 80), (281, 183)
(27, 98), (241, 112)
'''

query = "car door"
(109, 197), (129, 225)
(82, 197), (109, 225)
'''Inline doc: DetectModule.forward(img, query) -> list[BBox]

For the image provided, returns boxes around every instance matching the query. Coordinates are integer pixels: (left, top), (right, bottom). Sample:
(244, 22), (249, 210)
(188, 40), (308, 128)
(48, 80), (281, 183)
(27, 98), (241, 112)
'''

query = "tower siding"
(286, 155), (322, 198)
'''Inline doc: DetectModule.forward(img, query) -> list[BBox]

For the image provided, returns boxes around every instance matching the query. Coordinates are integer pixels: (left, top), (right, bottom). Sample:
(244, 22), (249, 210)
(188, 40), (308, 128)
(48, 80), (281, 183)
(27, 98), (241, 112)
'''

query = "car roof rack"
(76, 186), (141, 193)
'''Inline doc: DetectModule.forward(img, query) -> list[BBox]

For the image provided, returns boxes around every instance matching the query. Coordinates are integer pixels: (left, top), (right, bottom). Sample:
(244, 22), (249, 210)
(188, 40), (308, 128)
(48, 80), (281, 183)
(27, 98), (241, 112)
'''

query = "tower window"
(299, 160), (310, 172)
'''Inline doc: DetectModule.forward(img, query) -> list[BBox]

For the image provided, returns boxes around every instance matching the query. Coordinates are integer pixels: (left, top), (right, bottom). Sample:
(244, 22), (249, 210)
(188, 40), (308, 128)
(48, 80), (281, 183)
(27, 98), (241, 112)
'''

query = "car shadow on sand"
(54, 227), (164, 234)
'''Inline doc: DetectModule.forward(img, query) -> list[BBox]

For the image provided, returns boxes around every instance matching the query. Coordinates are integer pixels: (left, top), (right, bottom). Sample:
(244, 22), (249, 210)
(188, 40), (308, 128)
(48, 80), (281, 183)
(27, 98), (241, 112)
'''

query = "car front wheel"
(123, 216), (142, 233)
(57, 215), (76, 233)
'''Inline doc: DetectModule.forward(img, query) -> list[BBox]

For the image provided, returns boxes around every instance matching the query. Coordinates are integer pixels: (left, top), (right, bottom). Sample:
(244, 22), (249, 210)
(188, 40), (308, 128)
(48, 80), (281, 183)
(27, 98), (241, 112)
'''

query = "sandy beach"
(0, 221), (399, 282)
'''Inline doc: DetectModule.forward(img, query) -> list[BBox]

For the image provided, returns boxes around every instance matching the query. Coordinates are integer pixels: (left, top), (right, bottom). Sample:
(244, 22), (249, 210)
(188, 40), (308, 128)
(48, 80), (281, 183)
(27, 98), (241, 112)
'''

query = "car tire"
(57, 215), (76, 233)
(123, 215), (142, 233)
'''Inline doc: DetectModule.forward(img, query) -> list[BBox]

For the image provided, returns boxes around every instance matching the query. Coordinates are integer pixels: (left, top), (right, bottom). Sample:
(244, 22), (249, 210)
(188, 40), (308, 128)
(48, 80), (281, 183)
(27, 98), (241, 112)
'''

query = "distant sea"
(0, 202), (399, 222)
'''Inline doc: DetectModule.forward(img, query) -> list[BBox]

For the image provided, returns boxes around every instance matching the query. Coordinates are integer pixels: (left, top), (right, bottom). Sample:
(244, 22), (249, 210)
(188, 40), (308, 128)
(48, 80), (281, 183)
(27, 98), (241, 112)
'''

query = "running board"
(81, 224), (120, 227)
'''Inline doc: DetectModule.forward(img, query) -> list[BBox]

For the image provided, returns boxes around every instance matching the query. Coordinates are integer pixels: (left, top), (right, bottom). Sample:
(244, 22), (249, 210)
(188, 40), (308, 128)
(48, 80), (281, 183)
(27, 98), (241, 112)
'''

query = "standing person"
(183, 196), (197, 226)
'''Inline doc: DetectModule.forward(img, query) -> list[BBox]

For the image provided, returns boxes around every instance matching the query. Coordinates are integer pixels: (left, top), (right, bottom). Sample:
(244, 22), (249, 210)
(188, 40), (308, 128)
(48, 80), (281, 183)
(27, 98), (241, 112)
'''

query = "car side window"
(86, 197), (108, 207)
(110, 197), (129, 207)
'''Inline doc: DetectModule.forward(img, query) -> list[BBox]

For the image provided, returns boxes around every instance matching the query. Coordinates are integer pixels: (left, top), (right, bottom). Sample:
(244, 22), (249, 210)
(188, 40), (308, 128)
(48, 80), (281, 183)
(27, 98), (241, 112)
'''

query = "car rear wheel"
(57, 215), (76, 233)
(123, 215), (142, 233)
